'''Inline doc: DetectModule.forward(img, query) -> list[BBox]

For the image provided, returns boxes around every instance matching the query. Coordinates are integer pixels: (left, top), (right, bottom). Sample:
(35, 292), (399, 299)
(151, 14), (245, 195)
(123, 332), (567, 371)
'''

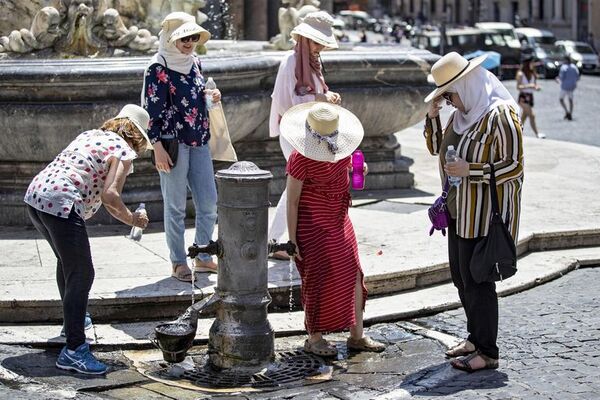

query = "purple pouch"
(428, 179), (451, 236)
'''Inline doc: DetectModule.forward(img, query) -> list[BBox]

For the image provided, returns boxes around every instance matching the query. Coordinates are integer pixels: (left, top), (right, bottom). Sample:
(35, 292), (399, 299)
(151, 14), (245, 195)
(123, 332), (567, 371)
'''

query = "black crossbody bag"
(150, 55), (179, 167)
(469, 163), (517, 283)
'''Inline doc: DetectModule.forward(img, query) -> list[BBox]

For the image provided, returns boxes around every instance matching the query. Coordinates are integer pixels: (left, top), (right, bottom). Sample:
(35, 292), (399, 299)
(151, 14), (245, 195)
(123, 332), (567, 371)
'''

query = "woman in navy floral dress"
(142, 12), (221, 281)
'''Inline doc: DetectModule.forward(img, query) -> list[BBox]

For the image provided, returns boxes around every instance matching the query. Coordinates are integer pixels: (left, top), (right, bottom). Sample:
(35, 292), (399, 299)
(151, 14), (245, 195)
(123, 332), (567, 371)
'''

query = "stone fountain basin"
(0, 46), (439, 225)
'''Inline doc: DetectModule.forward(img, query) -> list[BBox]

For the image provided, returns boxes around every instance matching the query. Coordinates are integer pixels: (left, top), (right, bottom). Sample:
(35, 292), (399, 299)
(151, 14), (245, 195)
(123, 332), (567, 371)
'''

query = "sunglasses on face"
(442, 92), (454, 102)
(181, 34), (201, 43)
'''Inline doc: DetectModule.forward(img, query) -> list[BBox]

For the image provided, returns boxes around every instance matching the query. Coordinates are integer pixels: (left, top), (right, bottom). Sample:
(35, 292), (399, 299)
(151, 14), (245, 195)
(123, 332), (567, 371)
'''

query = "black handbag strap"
(488, 147), (501, 216)
(441, 177), (450, 198)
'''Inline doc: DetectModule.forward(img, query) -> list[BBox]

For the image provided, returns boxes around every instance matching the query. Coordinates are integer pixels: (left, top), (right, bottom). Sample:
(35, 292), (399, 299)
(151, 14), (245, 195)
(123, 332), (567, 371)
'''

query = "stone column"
(244, 0), (268, 40)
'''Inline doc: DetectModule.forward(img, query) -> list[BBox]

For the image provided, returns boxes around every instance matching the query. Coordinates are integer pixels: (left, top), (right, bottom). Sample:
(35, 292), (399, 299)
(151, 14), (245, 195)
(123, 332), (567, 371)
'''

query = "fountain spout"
(179, 293), (221, 331)
(188, 240), (223, 259)
(268, 240), (297, 257)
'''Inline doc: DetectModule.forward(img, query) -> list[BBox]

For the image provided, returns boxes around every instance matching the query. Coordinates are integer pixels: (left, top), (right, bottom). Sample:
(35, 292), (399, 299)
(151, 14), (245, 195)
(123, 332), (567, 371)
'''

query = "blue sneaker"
(60, 312), (93, 337)
(56, 343), (108, 375)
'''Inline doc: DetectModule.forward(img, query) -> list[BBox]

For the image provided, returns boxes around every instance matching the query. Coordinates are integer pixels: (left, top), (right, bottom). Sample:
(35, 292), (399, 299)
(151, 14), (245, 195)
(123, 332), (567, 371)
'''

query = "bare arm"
(101, 157), (148, 228)
(286, 175), (303, 260)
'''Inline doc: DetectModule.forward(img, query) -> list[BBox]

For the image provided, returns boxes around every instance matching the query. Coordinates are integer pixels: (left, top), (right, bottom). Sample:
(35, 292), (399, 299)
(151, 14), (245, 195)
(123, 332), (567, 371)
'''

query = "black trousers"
(448, 218), (499, 359)
(27, 206), (94, 350)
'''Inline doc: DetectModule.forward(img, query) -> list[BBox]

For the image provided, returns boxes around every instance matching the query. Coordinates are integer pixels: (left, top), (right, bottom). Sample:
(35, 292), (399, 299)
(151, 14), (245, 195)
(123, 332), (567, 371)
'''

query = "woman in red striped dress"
(281, 102), (385, 357)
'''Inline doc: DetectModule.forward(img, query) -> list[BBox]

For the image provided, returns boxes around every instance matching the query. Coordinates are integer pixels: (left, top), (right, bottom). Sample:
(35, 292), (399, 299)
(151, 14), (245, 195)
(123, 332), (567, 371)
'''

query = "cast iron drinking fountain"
(151, 161), (327, 392)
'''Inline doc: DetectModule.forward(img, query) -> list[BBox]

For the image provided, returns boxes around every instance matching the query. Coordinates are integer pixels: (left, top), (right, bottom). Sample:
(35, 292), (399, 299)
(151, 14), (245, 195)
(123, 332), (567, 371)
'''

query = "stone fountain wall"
(0, 48), (438, 225)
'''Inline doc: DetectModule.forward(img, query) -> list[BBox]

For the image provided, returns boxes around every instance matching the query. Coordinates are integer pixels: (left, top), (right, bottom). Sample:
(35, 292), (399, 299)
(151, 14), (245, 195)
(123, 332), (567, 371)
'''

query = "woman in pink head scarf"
(268, 11), (342, 260)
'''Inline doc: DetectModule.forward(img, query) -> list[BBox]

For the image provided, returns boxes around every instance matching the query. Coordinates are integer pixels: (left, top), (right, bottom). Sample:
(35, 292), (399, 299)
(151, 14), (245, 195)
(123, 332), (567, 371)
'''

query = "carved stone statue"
(55, 0), (105, 55)
(270, 0), (321, 51)
(0, 0), (158, 56)
(96, 8), (157, 51)
(0, 7), (61, 53)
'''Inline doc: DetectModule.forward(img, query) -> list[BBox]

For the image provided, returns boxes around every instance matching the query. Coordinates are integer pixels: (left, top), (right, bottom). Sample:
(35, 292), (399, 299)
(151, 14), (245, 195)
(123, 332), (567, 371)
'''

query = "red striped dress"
(286, 151), (367, 334)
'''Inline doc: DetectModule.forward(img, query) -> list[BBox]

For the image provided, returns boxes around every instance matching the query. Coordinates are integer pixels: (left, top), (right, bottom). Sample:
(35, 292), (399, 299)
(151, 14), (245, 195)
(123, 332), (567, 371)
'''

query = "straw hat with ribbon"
(280, 102), (363, 162)
(424, 52), (488, 103)
(291, 11), (339, 49)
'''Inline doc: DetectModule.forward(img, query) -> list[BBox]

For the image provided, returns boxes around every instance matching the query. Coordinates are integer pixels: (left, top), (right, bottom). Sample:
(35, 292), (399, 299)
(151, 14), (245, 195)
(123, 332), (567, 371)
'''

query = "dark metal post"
(208, 161), (274, 370)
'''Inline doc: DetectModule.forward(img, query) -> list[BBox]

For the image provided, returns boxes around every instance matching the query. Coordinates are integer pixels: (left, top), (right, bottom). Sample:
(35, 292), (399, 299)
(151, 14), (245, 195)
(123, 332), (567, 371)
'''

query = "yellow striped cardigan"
(424, 104), (524, 240)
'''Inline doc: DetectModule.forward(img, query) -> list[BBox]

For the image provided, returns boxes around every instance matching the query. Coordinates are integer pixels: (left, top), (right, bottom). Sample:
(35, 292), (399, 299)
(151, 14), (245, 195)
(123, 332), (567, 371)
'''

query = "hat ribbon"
(436, 61), (470, 89)
(305, 121), (339, 154)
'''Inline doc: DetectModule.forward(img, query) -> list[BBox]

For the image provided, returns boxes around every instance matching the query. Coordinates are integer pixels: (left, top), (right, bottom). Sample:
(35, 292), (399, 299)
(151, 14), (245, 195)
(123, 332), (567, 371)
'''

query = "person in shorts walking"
(556, 55), (580, 121)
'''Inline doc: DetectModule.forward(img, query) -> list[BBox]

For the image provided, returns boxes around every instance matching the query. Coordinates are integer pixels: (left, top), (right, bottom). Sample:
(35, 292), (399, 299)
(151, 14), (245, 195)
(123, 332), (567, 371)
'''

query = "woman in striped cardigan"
(423, 53), (524, 372)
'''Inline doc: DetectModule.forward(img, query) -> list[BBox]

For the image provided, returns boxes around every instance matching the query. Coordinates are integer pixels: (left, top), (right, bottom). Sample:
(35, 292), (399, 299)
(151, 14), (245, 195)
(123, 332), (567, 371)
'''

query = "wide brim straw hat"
(280, 102), (364, 162)
(115, 104), (153, 150)
(424, 52), (488, 103)
(161, 12), (211, 45)
(291, 11), (339, 49)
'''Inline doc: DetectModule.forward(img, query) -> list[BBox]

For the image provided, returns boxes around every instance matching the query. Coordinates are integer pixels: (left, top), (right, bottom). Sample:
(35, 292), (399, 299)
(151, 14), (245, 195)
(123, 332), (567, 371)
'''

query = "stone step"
(1, 246), (598, 349)
(1, 228), (599, 324)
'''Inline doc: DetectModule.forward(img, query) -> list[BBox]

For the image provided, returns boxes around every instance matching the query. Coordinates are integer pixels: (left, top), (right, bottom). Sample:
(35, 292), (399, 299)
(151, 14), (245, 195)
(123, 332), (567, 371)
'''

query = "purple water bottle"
(351, 150), (365, 190)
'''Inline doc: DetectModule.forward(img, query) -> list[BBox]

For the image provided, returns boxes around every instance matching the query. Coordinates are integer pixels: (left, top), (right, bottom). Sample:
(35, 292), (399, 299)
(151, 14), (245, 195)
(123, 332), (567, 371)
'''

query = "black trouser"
(448, 218), (499, 359)
(27, 206), (94, 350)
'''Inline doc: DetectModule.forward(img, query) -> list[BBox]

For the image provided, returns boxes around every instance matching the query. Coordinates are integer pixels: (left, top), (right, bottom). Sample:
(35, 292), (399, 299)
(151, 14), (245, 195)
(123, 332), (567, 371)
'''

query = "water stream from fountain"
(190, 260), (195, 306)
(288, 258), (295, 312)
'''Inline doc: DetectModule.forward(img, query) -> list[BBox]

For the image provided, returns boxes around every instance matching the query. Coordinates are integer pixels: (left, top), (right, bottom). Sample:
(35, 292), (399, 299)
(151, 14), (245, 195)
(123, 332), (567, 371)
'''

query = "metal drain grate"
(181, 350), (325, 389)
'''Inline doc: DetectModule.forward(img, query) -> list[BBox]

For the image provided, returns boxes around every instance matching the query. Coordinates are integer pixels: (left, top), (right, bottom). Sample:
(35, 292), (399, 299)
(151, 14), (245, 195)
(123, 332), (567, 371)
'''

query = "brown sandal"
(194, 259), (218, 274)
(304, 339), (338, 357)
(445, 340), (476, 358)
(171, 264), (192, 282)
(451, 350), (499, 373)
(346, 336), (386, 353)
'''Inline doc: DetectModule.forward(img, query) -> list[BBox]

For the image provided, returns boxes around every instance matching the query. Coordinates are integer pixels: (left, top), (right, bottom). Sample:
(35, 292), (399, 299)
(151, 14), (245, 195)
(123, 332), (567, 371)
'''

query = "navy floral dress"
(143, 58), (210, 146)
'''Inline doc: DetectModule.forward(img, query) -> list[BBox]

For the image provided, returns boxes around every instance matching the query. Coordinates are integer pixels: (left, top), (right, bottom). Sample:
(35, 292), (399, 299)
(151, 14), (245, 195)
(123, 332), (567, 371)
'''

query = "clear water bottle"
(351, 150), (365, 190)
(205, 77), (216, 110)
(128, 203), (146, 241)
(445, 145), (461, 187)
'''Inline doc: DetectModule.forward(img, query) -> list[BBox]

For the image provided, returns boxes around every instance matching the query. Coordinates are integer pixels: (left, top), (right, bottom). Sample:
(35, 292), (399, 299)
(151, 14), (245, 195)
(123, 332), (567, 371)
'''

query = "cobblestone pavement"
(504, 74), (600, 147)
(406, 266), (600, 400)
(2, 267), (599, 399)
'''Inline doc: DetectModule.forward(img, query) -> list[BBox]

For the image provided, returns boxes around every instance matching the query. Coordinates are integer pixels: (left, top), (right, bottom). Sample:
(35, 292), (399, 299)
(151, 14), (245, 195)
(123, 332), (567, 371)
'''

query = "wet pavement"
(1, 266), (599, 399)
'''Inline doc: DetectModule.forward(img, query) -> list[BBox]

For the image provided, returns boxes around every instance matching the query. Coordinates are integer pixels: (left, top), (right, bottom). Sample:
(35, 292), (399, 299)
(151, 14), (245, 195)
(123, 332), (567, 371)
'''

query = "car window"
(575, 44), (596, 54)
(534, 36), (556, 45)
(451, 33), (478, 46)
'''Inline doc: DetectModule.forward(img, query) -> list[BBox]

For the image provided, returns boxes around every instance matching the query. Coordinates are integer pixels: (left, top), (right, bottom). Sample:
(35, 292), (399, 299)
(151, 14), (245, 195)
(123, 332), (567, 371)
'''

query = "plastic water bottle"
(205, 77), (216, 110)
(128, 203), (146, 241)
(351, 150), (365, 190)
(445, 145), (461, 187)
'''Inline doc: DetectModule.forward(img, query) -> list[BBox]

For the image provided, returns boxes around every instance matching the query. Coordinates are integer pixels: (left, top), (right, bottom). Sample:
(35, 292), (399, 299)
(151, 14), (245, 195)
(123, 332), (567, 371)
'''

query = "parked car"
(515, 27), (559, 78)
(475, 22), (522, 77)
(411, 28), (521, 78)
(555, 40), (599, 73)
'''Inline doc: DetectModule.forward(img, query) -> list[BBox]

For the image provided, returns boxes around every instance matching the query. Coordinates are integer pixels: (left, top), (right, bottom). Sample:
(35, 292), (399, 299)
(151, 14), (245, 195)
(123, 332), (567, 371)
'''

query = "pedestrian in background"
(424, 52), (524, 372)
(268, 11), (341, 260)
(556, 55), (580, 121)
(516, 57), (545, 138)
(24, 105), (151, 375)
(283, 102), (385, 357)
(142, 12), (221, 281)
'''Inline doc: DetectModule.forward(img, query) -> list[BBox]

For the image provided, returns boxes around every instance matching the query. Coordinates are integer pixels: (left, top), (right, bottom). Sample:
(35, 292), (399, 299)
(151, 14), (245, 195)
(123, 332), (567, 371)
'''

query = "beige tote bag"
(208, 103), (237, 162)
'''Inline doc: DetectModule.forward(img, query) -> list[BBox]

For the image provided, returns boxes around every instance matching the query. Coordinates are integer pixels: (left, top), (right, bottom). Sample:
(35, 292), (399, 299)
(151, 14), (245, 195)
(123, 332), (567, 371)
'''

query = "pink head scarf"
(294, 36), (329, 96)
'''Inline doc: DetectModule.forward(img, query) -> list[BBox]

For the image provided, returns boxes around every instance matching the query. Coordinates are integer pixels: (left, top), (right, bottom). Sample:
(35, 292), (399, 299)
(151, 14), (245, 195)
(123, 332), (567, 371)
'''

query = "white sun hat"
(424, 52), (488, 103)
(161, 12), (211, 45)
(291, 11), (339, 49)
(115, 104), (152, 150)
(280, 102), (364, 162)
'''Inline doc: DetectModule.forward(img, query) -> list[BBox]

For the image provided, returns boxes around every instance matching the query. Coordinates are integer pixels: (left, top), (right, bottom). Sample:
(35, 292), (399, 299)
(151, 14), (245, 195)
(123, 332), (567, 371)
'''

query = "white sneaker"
(537, 133), (546, 139)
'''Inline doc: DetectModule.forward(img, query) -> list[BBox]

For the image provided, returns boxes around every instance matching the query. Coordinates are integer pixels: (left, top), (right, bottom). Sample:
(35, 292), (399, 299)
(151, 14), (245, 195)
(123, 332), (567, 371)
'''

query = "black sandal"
(451, 350), (499, 373)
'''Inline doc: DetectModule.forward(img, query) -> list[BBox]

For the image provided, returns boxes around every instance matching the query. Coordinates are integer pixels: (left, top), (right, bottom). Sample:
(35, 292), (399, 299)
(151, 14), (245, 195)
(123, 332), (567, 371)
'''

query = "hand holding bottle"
(129, 203), (148, 241)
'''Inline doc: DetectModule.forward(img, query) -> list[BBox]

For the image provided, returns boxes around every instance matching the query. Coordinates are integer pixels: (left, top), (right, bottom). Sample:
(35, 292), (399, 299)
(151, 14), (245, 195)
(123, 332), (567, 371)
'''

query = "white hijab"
(449, 66), (519, 135)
